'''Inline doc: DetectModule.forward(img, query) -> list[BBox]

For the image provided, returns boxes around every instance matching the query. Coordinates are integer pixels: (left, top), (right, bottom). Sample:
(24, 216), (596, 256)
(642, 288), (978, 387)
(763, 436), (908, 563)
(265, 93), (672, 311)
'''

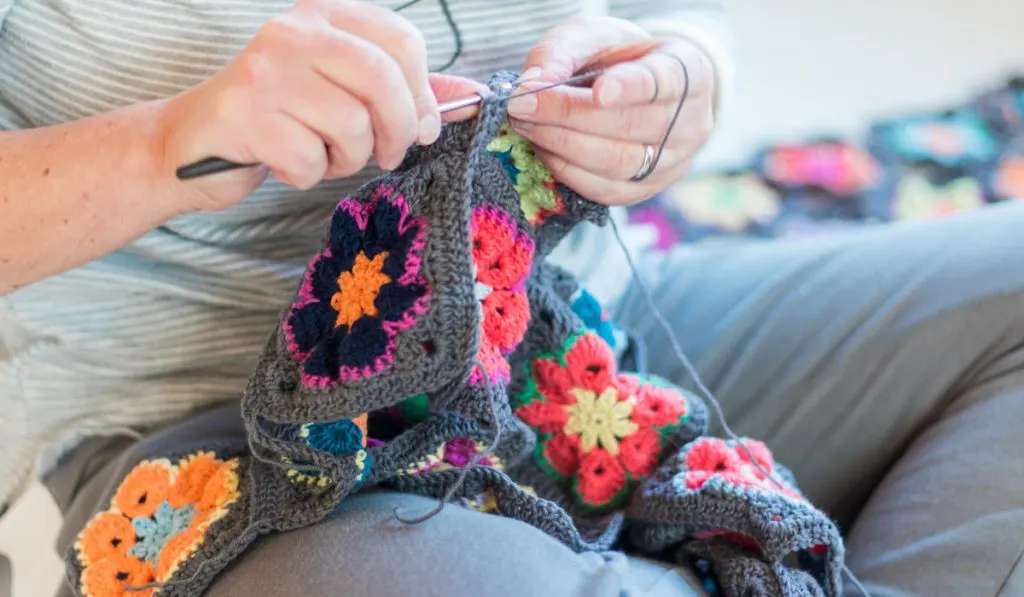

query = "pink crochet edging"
(283, 185), (431, 387)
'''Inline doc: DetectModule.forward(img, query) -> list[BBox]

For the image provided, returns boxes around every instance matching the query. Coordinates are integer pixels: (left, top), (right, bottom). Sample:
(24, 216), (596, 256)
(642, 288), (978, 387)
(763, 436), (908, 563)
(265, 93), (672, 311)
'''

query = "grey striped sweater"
(0, 0), (732, 508)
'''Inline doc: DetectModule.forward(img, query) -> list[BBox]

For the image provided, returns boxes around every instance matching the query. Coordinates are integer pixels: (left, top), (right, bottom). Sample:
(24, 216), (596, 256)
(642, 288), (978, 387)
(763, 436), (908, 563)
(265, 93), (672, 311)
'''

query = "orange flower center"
(331, 251), (391, 328)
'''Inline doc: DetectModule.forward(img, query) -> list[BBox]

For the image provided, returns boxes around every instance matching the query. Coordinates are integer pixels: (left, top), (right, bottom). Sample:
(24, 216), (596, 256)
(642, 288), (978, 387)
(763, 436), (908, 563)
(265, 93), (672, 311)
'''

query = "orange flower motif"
(199, 459), (240, 513)
(168, 452), (220, 509)
(155, 528), (203, 582)
(77, 512), (136, 566)
(113, 460), (172, 519)
(75, 452), (243, 597)
(81, 554), (155, 597)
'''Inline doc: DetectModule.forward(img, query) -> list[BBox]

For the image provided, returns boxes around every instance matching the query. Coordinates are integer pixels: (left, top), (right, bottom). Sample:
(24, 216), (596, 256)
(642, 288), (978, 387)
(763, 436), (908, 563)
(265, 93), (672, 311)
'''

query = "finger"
(302, 27), (418, 169)
(508, 86), (673, 144)
(533, 147), (656, 207)
(428, 74), (490, 123)
(595, 43), (713, 109)
(314, 0), (439, 144)
(521, 16), (648, 81)
(280, 71), (374, 180)
(253, 112), (329, 189)
(514, 122), (681, 181)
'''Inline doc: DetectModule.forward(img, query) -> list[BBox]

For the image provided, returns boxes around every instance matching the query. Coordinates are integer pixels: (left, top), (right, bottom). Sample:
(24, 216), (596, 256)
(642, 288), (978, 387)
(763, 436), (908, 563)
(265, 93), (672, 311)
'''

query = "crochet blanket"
(65, 73), (846, 597)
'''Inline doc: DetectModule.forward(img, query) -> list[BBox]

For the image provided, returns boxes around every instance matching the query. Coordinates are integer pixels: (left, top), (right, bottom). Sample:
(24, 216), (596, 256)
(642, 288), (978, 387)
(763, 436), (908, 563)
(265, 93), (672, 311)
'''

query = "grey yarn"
(682, 538), (827, 597)
(65, 71), (848, 597)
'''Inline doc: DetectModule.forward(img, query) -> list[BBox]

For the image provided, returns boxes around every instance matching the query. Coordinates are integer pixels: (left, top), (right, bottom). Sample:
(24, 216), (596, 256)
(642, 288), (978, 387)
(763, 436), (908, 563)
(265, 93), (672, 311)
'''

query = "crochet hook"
(175, 39), (661, 181)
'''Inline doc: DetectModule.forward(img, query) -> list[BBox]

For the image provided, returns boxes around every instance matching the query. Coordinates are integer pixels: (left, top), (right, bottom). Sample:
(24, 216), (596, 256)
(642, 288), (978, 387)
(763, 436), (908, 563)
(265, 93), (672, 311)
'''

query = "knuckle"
(346, 109), (373, 140)
(234, 48), (277, 89)
(259, 15), (303, 47)
(617, 144), (636, 177)
(393, 26), (426, 61)
(553, 96), (573, 125)
(621, 110), (645, 140)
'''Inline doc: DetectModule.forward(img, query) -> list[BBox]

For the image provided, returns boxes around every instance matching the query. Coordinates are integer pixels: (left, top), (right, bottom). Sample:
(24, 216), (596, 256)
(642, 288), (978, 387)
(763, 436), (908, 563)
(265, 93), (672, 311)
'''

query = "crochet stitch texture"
(66, 72), (846, 597)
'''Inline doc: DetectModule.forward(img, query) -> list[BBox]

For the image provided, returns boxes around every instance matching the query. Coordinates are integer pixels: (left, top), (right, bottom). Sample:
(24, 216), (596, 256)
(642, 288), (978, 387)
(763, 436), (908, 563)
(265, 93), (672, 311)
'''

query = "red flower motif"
(532, 333), (619, 404)
(481, 290), (530, 351)
(576, 448), (627, 507)
(680, 437), (805, 501)
(685, 437), (743, 475)
(564, 333), (617, 392)
(543, 433), (581, 476)
(618, 428), (661, 477)
(470, 206), (534, 384)
(513, 331), (692, 512)
(517, 400), (568, 435)
(631, 382), (688, 428)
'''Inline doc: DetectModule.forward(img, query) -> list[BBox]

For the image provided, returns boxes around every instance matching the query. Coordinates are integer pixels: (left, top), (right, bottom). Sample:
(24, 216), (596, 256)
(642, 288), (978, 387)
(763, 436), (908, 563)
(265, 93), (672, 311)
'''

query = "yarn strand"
(393, 359), (504, 524)
(608, 218), (870, 597)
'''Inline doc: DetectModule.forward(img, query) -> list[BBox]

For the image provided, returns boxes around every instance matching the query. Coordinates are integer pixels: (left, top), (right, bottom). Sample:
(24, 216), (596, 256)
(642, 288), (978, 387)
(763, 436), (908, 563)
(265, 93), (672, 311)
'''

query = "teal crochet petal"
(128, 501), (195, 563)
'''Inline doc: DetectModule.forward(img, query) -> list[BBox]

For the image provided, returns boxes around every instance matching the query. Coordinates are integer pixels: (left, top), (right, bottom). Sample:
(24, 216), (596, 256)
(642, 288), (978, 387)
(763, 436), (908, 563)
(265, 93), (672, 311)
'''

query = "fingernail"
(519, 67), (543, 82)
(599, 79), (622, 106)
(508, 93), (537, 117)
(511, 118), (532, 132)
(418, 113), (440, 145)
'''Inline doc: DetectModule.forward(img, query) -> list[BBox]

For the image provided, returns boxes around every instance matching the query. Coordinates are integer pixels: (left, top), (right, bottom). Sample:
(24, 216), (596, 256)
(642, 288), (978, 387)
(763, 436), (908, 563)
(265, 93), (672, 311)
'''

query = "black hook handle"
(175, 157), (257, 180)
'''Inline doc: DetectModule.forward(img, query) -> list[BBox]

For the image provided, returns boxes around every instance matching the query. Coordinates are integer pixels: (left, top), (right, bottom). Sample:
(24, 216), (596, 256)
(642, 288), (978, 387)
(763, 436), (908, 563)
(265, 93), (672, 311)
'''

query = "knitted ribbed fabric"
(65, 72), (846, 597)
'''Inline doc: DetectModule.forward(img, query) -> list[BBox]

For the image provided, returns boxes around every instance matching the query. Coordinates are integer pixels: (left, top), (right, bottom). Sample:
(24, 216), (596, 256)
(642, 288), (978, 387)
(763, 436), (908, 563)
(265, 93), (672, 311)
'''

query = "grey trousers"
(52, 202), (1024, 597)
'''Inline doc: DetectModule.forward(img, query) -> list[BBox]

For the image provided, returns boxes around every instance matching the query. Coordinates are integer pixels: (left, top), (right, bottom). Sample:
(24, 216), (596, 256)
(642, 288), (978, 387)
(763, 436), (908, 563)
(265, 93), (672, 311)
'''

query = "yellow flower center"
(331, 250), (390, 328)
(563, 387), (638, 456)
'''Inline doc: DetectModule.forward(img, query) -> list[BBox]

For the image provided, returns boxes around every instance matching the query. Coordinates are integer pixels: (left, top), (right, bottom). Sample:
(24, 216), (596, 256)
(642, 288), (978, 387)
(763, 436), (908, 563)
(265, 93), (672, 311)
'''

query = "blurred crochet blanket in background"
(631, 77), (1024, 247)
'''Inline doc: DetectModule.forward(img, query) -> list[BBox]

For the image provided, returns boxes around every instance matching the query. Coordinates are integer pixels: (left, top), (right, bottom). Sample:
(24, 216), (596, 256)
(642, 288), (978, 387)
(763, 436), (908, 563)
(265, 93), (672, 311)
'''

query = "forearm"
(0, 99), (186, 294)
(610, 0), (735, 115)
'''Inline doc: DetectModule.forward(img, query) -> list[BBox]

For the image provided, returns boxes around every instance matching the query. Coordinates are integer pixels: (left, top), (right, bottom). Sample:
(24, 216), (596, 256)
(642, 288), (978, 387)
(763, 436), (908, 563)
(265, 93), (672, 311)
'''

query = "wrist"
(145, 95), (210, 218)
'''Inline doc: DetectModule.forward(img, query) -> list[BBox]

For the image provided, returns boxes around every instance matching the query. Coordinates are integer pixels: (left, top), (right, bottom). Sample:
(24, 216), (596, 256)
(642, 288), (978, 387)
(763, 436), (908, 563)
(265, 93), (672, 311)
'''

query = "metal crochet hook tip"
(175, 92), (492, 181)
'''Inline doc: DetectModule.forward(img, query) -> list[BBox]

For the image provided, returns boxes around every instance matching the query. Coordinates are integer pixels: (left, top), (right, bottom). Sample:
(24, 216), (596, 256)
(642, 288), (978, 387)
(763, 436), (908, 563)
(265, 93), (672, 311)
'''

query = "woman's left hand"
(508, 15), (715, 207)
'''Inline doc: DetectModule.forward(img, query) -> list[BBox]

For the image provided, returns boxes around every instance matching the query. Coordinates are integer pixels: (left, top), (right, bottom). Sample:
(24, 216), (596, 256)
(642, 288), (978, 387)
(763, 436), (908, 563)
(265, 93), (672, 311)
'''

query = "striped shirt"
(0, 0), (729, 507)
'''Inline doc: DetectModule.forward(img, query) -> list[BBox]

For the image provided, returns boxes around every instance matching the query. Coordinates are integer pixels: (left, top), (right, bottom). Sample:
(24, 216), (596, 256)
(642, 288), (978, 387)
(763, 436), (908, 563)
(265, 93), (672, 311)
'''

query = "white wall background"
(696, 0), (1024, 171)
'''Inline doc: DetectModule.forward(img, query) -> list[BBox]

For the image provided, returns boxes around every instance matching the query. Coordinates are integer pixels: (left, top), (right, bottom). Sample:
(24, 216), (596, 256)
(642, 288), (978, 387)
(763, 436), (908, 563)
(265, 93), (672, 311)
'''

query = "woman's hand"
(159, 0), (485, 212)
(507, 15), (715, 207)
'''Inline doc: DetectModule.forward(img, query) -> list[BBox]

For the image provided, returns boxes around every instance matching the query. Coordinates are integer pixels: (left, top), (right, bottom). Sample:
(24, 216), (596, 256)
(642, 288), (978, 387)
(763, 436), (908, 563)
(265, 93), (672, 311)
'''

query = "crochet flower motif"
(487, 122), (565, 224)
(469, 206), (534, 384)
(674, 437), (804, 502)
(128, 502), (195, 562)
(891, 173), (984, 220)
(284, 185), (429, 387)
(512, 331), (691, 512)
(667, 174), (781, 233)
(75, 452), (241, 596)
(297, 412), (373, 483)
(401, 436), (504, 475)
(760, 142), (880, 195)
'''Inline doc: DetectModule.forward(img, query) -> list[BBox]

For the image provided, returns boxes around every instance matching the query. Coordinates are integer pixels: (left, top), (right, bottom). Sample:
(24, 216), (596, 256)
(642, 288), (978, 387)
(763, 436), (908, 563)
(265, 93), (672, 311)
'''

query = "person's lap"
(615, 200), (1024, 596)
(204, 490), (704, 597)
(53, 203), (1024, 597)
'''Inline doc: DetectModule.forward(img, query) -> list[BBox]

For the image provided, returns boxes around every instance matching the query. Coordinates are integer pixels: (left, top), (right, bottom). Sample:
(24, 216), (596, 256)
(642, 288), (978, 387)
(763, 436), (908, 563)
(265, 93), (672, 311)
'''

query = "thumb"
(428, 74), (489, 122)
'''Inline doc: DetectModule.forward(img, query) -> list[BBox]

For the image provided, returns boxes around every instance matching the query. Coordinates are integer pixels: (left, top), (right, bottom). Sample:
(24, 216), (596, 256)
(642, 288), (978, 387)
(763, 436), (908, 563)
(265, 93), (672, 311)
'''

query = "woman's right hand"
(158, 0), (484, 213)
